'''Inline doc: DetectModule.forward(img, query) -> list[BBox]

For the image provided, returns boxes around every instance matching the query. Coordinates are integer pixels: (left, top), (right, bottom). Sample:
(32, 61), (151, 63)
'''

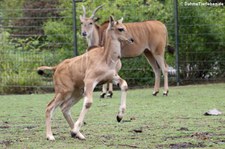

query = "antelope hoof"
(100, 93), (106, 98)
(116, 115), (123, 122)
(71, 131), (76, 138)
(46, 135), (55, 141)
(152, 91), (159, 96)
(163, 91), (169, 96)
(106, 91), (113, 98)
(71, 131), (86, 140)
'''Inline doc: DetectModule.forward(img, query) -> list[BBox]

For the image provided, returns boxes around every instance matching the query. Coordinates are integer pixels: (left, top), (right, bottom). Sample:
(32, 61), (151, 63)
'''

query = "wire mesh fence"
(0, 2), (74, 94)
(0, 0), (224, 94)
(177, 1), (225, 84)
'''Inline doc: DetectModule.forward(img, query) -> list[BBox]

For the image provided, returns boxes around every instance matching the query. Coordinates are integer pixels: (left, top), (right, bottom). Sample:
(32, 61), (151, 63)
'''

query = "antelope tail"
(166, 44), (175, 55)
(37, 66), (56, 76)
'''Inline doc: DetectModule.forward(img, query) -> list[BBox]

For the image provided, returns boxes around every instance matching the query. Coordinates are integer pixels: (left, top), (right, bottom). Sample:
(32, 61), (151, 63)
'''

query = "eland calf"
(37, 16), (133, 141)
(80, 5), (121, 98)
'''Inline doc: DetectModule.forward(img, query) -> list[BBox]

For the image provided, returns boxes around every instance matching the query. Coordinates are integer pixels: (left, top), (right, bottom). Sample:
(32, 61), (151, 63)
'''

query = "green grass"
(1, 83), (225, 148)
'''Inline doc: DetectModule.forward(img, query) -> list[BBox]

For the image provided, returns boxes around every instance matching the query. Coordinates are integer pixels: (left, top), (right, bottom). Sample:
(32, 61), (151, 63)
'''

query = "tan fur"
(38, 16), (132, 140)
(94, 20), (171, 95)
(80, 7), (122, 98)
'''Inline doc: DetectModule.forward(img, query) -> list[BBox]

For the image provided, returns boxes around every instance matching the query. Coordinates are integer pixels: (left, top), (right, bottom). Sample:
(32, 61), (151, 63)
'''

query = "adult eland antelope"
(37, 16), (133, 140)
(80, 4), (120, 98)
(80, 5), (174, 96)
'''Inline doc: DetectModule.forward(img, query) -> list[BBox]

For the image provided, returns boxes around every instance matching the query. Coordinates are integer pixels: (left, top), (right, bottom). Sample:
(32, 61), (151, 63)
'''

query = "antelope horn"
(82, 5), (86, 18)
(90, 4), (104, 19)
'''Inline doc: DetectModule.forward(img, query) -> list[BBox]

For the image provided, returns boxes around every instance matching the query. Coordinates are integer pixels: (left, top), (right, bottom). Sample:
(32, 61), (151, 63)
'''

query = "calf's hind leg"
(46, 93), (64, 141)
(60, 94), (81, 129)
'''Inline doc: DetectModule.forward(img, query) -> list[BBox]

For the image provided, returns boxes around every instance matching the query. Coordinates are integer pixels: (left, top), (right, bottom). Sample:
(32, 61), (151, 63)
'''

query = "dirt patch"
(25, 126), (36, 129)
(177, 127), (189, 131)
(0, 140), (13, 147)
(160, 132), (225, 148)
(101, 135), (113, 140)
(191, 132), (211, 140)
(0, 125), (10, 129)
(121, 119), (132, 123)
(132, 127), (143, 133)
(121, 116), (136, 123)
(214, 139), (225, 145)
(164, 131), (212, 141)
(129, 125), (152, 134)
(3, 121), (9, 124)
(0, 121), (10, 129)
(105, 143), (139, 148)
(169, 142), (206, 149)
(118, 144), (139, 148)
(163, 135), (189, 141)
(22, 125), (37, 131)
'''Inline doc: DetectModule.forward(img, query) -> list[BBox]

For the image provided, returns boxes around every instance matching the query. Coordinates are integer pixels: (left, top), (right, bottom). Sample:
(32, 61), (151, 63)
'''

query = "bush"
(0, 31), (56, 94)
(178, 0), (225, 81)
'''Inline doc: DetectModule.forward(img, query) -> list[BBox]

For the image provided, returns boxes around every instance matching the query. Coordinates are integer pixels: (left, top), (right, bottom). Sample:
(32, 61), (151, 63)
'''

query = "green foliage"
(11, 0), (60, 35)
(0, 0), (25, 26)
(120, 56), (154, 87)
(77, 0), (175, 84)
(1, 0), (224, 94)
(178, 0), (225, 80)
(43, 21), (74, 59)
(78, 0), (171, 21)
(13, 37), (42, 51)
(0, 31), (56, 94)
(37, 0), (176, 88)
(44, 21), (71, 43)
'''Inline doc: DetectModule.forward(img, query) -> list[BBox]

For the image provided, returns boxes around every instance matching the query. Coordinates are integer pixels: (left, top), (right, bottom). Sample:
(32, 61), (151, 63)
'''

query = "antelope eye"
(89, 22), (93, 25)
(118, 28), (124, 32)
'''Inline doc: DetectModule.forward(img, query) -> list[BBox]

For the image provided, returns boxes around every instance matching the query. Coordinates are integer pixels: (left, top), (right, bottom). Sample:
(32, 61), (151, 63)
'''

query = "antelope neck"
(103, 35), (121, 65)
(87, 25), (100, 47)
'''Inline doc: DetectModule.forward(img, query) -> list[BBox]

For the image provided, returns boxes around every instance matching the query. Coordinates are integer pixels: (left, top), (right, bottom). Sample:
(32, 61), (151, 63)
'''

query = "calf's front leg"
(100, 84), (107, 98)
(112, 74), (128, 122)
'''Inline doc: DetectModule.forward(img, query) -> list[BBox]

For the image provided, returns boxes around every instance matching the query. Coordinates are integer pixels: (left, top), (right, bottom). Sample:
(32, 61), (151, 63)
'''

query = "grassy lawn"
(1, 83), (225, 148)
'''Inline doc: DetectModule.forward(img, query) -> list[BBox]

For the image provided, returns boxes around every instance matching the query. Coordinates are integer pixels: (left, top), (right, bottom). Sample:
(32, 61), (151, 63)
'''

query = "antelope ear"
(118, 17), (123, 24)
(109, 15), (115, 28)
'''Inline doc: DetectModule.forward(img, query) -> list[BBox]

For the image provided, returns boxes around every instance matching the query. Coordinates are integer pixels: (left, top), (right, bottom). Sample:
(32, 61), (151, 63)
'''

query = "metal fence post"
(174, 0), (180, 85)
(72, 0), (82, 56)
